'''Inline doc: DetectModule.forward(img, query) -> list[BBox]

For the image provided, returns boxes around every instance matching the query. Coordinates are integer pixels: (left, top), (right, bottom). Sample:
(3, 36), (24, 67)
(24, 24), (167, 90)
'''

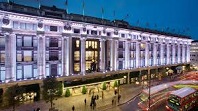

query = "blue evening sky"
(5, 0), (198, 40)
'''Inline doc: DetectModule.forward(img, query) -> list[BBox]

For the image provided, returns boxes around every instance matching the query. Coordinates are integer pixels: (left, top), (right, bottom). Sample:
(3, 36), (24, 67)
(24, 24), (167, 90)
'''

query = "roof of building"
(170, 87), (196, 98)
(0, 2), (191, 39)
(192, 40), (198, 42)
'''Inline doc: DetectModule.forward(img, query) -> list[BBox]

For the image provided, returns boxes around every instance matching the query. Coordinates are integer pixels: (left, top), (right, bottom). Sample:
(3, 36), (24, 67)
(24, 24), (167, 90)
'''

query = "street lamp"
(148, 68), (151, 111)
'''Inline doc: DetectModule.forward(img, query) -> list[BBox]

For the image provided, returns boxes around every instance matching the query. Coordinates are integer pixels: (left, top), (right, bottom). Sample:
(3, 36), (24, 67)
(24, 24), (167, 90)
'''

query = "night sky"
(4, 0), (198, 40)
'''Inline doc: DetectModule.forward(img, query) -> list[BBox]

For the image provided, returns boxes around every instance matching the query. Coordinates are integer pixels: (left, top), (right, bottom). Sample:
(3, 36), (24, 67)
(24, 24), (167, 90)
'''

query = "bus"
(138, 84), (172, 110)
(166, 87), (198, 111)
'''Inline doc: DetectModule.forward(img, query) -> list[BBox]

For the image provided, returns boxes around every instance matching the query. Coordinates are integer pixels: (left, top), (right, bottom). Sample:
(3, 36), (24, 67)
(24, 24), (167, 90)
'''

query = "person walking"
(72, 105), (75, 111)
(84, 98), (86, 105)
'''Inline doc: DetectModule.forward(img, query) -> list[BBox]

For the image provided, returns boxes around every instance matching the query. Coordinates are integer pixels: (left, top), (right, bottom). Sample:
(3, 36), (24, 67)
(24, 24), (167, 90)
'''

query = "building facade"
(190, 40), (198, 67)
(0, 2), (192, 84)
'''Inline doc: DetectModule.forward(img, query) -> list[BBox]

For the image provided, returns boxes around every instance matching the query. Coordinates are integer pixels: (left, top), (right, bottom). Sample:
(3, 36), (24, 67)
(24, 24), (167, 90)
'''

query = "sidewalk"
(1, 84), (142, 111)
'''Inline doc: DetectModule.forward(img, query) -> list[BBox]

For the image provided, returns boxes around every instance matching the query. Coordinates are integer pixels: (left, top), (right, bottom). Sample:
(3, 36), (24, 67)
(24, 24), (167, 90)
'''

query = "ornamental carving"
(114, 30), (118, 35)
(38, 22), (43, 29)
(64, 22), (71, 30)
(2, 18), (10, 25)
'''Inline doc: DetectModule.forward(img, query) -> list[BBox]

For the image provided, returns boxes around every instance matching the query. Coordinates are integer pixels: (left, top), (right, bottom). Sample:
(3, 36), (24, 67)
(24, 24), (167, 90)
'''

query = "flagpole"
(82, 0), (85, 16)
(65, 0), (69, 14)
(101, 7), (104, 20)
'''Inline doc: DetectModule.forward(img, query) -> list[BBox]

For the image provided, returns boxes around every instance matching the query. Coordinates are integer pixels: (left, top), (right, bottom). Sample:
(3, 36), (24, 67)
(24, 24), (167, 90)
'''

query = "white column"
(11, 33), (16, 81)
(125, 40), (130, 69)
(114, 40), (118, 70)
(37, 35), (45, 79)
(80, 37), (86, 75)
(177, 44), (181, 63)
(166, 44), (170, 65)
(160, 43), (164, 65)
(172, 44), (175, 64)
(153, 43), (157, 66)
(110, 39), (115, 71)
(100, 39), (106, 72)
(135, 42), (140, 68)
(62, 37), (66, 76)
(182, 44), (185, 63)
(145, 42), (149, 66)
(186, 44), (190, 62)
(5, 33), (15, 82)
(65, 36), (72, 76)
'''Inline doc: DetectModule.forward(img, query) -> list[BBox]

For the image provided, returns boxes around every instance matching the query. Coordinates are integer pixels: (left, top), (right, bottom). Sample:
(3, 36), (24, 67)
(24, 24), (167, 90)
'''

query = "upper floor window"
(50, 26), (58, 32)
(0, 36), (5, 47)
(74, 29), (80, 33)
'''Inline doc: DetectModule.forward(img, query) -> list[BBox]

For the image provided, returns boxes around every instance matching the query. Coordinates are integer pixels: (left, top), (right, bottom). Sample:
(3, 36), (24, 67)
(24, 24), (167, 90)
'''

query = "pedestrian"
(112, 99), (114, 105)
(118, 94), (121, 103)
(72, 105), (75, 111)
(84, 98), (86, 105)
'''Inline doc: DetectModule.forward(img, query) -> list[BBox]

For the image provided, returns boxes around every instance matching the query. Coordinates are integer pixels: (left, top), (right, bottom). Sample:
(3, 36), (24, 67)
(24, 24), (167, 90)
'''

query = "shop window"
(74, 63), (80, 72)
(74, 51), (80, 61)
(24, 51), (32, 62)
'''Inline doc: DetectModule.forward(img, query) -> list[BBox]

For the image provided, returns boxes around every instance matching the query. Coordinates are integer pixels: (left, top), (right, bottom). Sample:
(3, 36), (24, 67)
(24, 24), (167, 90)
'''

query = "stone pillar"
(62, 37), (66, 76)
(37, 35), (45, 79)
(186, 44), (190, 62)
(65, 36), (72, 76)
(5, 33), (14, 82)
(166, 44), (170, 65)
(114, 40), (118, 70)
(135, 42), (140, 68)
(160, 43), (164, 65)
(177, 44), (181, 63)
(182, 44), (185, 63)
(125, 40), (130, 69)
(100, 39), (106, 72)
(110, 39), (115, 71)
(172, 44), (175, 64)
(153, 43), (157, 66)
(145, 42), (149, 67)
(80, 37), (86, 75)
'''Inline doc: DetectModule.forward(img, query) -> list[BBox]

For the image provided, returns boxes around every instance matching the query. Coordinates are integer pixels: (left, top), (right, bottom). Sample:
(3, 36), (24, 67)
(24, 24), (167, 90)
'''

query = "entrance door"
(50, 64), (57, 76)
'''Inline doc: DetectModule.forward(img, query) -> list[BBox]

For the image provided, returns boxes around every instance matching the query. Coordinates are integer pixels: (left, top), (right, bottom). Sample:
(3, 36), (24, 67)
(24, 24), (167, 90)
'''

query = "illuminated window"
(74, 63), (80, 72)
(24, 51), (32, 61)
(86, 61), (92, 70)
(17, 53), (22, 62)
(0, 51), (5, 63)
(76, 40), (80, 48)
(74, 51), (80, 61)
(94, 41), (97, 49)
(140, 43), (145, 50)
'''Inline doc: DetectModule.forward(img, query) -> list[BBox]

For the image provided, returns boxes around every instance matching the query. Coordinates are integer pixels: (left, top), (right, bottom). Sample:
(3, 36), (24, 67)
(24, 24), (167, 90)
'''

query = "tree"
(65, 88), (70, 97)
(42, 76), (62, 109)
(113, 81), (118, 88)
(81, 86), (87, 94)
(4, 84), (25, 111)
(102, 82), (107, 90)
